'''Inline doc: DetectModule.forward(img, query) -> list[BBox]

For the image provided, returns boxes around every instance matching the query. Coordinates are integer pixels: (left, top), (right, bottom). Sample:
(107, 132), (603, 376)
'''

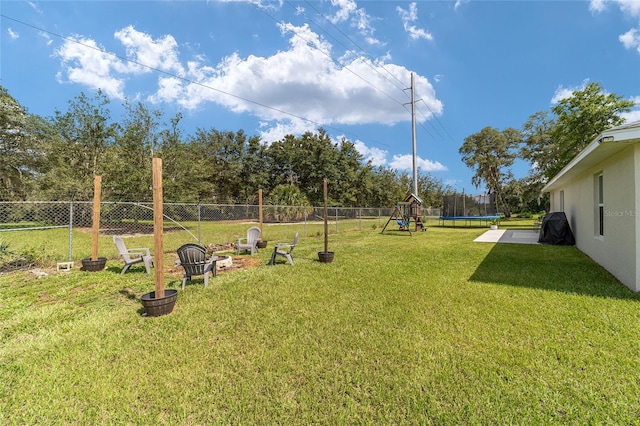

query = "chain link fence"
(0, 201), (441, 268)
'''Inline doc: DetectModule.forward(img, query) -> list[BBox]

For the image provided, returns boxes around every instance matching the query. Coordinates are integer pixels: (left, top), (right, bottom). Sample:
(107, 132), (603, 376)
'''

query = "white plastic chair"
(236, 226), (261, 255)
(113, 235), (153, 274)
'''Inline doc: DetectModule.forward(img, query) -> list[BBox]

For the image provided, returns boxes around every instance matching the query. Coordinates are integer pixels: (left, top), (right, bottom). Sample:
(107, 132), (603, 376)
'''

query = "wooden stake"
(258, 189), (263, 237)
(153, 158), (164, 298)
(323, 178), (328, 253)
(91, 175), (101, 261)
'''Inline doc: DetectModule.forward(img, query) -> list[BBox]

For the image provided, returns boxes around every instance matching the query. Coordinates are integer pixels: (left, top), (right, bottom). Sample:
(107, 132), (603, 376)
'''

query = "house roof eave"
(542, 121), (640, 193)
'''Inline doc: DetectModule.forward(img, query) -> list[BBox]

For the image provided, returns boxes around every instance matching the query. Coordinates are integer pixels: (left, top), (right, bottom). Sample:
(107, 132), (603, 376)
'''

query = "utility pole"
(404, 73), (419, 196)
(410, 73), (418, 196)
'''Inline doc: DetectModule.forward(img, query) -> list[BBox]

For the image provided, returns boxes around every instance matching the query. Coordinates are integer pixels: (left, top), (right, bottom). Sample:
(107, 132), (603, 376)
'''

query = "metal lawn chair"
(236, 226), (261, 255)
(176, 243), (217, 289)
(113, 235), (153, 274)
(269, 231), (299, 266)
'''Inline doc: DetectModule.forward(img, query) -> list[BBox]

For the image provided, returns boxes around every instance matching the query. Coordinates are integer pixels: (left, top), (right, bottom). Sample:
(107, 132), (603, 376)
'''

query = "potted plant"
(81, 176), (107, 271)
(490, 218), (499, 230)
(140, 158), (177, 317)
(318, 179), (334, 263)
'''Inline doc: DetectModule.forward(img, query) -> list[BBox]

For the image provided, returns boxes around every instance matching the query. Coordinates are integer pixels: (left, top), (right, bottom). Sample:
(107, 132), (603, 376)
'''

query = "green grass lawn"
(2, 223), (640, 424)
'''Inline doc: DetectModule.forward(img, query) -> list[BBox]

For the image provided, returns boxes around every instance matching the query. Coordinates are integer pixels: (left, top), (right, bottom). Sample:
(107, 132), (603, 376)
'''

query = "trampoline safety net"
(442, 193), (497, 217)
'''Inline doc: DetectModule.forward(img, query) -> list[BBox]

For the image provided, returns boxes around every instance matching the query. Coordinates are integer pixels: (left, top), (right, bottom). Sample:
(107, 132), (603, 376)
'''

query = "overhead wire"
(2, 12), (397, 150)
(256, 3), (408, 109)
(296, 1), (456, 145)
(299, 0), (410, 95)
(3, 3), (457, 156)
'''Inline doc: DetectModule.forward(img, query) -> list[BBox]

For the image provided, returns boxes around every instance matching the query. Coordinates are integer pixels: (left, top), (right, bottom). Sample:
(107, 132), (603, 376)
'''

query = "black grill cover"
(538, 212), (575, 245)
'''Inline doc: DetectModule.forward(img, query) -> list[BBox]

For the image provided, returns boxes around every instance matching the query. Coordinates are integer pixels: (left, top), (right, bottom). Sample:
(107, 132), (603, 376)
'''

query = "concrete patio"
(473, 229), (540, 245)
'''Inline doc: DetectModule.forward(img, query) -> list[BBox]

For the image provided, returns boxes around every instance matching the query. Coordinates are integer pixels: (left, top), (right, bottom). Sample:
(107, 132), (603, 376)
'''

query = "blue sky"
(2, 0), (639, 194)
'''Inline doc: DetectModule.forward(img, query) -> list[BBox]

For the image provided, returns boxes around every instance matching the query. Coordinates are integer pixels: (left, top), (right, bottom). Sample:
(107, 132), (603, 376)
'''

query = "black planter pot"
(318, 251), (335, 263)
(140, 289), (178, 317)
(256, 240), (268, 249)
(81, 257), (107, 272)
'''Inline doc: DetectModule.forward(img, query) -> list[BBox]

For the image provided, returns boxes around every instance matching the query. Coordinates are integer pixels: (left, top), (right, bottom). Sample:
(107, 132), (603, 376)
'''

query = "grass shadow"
(469, 243), (640, 300)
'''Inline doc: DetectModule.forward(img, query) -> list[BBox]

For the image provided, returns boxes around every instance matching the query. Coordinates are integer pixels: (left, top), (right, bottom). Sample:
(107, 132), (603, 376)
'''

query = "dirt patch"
(167, 254), (261, 277)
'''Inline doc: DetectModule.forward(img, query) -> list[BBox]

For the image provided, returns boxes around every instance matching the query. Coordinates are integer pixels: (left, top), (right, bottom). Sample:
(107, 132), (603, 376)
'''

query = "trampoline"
(438, 215), (500, 227)
(440, 193), (499, 227)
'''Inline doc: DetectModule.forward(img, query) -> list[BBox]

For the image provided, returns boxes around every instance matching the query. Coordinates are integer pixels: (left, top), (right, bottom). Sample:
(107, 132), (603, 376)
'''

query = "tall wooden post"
(323, 179), (328, 254)
(258, 189), (263, 237)
(91, 176), (101, 261)
(153, 158), (164, 298)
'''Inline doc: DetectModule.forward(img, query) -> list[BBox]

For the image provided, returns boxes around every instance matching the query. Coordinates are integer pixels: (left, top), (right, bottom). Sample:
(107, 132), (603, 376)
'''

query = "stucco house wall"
(543, 121), (640, 292)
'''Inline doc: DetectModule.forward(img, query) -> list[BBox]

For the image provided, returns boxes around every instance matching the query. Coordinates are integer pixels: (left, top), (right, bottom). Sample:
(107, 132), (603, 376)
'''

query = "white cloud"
(353, 140), (388, 166)
(257, 118), (314, 143)
(396, 3), (433, 41)
(616, 0), (640, 16)
(589, 0), (607, 13)
(55, 35), (127, 100)
(55, 27), (185, 100)
(389, 154), (447, 172)
(113, 26), (185, 76)
(621, 96), (640, 122)
(620, 28), (640, 53)
(590, 0), (640, 16)
(590, 0), (640, 55)
(27, 1), (42, 14)
(39, 31), (53, 46)
(454, 0), (469, 11)
(622, 109), (640, 122)
(327, 0), (380, 45)
(53, 22), (444, 143)
(165, 22), (443, 125)
(329, 0), (357, 24)
(550, 80), (590, 104)
(7, 28), (19, 40)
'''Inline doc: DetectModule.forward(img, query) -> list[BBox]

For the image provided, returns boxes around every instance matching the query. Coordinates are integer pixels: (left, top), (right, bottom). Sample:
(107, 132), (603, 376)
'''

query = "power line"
(1, 14), (323, 127)
(1, 11), (432, 154)
(256, 3), (408, 110)
(299, 1), (456, 145)
(299, 1), (410, 96)
(2, 14), (386, 147)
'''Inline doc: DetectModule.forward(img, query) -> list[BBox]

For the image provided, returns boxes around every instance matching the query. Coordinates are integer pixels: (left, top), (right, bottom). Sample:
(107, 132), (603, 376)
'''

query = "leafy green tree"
(0, 86), (42, 200)
(188, 128), (248, 203)
(333, 138), (370, 207)
(266, 129), (340, 206)
(236, 133), (269, 204)
(265, 184), (312, 221)
(459, 126), (522, 217)
(548, 82), (634, 179)
(159, 113), (216, 203)
(43, 90), (117, 200)
(102, 100), (162, 201)
(520, 110), (557, 184)
(366, 167), (405, 208)
(417, 173), (447, 208)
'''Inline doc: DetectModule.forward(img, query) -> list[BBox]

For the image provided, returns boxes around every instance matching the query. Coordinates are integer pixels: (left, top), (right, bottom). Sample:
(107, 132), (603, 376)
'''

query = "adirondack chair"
(269, 231), (299, 266)
(113, 235), (153, 274)
(176, 243), (217, 289)
(236, 226), (261, 255)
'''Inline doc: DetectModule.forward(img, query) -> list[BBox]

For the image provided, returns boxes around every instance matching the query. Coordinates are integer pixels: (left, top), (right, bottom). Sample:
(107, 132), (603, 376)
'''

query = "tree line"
(0, 85), (448, 208)
(1, 82), (634, 213)
(459, 82), (635, 216)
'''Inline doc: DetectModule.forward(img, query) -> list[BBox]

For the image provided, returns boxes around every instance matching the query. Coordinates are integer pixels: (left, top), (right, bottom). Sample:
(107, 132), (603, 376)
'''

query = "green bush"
(0, 238), (54, 270)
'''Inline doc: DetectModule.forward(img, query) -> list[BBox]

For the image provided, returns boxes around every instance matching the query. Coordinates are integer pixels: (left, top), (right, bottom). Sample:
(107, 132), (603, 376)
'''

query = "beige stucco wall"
(549, 144), (639, 291)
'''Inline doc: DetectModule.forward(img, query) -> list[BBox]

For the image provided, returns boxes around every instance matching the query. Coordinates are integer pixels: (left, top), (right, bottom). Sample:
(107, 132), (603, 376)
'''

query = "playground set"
(381, 193), (425, 236)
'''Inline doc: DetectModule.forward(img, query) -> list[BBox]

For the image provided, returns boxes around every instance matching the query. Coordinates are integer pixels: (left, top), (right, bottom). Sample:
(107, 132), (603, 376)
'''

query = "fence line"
(0, 201), (441, 263)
